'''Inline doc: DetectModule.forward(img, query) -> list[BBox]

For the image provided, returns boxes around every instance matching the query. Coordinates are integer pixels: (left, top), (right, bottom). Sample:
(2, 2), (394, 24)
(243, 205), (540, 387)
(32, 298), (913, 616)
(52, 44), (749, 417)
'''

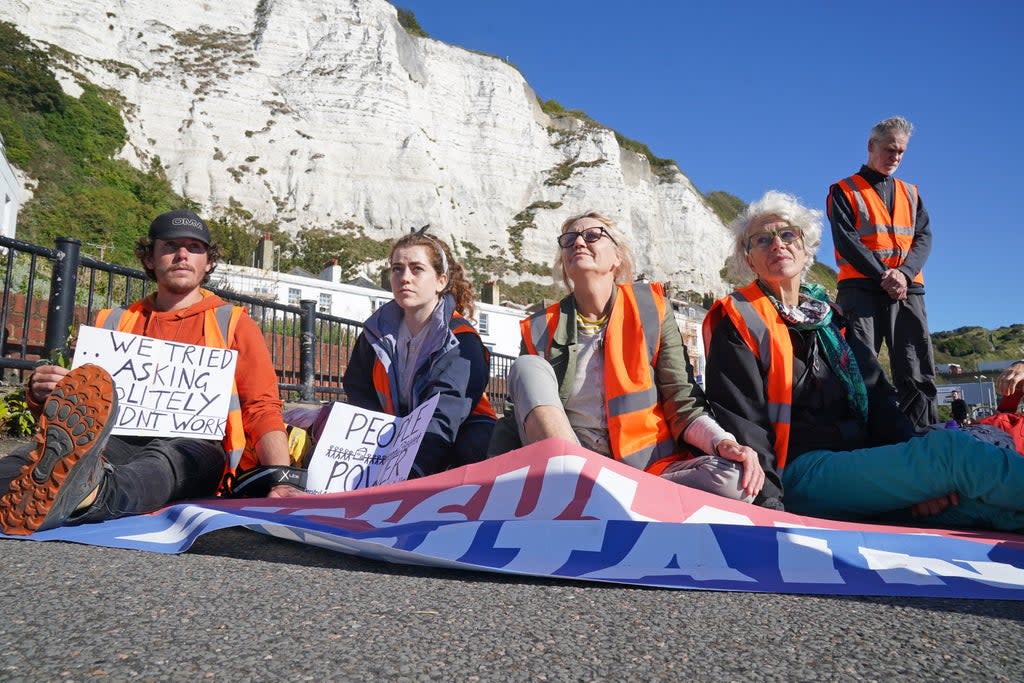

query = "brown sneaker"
(0, 364), (118, 535)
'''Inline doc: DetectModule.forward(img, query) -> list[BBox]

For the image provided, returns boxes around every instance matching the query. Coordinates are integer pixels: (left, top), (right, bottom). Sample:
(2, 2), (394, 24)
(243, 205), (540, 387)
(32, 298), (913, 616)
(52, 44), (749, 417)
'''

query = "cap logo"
(172, 217), (203, 228)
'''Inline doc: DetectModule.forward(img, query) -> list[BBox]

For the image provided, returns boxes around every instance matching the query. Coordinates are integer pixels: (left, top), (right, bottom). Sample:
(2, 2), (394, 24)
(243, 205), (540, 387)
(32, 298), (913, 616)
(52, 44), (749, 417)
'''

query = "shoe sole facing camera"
(0, 364), (118, 535)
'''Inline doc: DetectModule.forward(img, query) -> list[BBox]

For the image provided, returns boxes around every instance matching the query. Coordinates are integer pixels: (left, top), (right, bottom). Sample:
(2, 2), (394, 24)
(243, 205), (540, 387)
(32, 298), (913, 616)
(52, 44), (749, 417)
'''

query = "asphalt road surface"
(0, 437), (1022, 682)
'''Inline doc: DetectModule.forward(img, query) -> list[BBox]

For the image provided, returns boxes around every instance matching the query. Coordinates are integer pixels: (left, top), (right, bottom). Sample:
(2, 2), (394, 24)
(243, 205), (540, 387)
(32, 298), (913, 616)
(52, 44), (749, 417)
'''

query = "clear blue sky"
(393, 0), (1021, 334)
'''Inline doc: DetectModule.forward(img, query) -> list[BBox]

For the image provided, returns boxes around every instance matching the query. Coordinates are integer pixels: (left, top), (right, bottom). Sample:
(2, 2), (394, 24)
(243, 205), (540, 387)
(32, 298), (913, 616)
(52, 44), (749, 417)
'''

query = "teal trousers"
(782, 429), (1024, 531)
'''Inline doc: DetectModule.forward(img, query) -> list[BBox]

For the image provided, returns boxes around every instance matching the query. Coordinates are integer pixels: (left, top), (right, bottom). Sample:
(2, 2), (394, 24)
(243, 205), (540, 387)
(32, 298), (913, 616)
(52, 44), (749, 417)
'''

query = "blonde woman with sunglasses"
(488, 211), (770, 507)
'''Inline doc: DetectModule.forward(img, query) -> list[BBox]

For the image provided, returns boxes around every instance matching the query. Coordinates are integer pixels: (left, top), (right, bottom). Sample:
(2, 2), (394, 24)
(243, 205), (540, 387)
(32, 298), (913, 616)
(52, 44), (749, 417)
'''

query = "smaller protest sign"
(305, 393), (440, 494)
(72, 325), (237, 439)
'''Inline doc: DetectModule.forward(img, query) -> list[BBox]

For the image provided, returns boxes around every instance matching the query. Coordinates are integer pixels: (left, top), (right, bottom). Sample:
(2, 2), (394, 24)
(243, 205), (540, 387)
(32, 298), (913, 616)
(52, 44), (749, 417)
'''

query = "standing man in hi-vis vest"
(0, 209), (300, 536)
(828, 116), (937, 429)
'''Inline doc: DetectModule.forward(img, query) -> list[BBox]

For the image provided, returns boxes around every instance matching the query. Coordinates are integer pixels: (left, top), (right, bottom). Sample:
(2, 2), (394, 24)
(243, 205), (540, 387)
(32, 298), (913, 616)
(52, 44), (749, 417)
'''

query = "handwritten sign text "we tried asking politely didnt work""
(72, 326), (238, 439)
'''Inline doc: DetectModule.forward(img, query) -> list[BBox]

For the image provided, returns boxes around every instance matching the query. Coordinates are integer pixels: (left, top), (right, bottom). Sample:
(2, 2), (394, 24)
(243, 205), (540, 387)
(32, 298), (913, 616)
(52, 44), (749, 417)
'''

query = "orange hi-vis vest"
(703, 282), (794, 469)
(833, 174), (923, 285)
(371, 312), (496, 419)
(94, 297), (249, 483)
(521, 282), (683, 474)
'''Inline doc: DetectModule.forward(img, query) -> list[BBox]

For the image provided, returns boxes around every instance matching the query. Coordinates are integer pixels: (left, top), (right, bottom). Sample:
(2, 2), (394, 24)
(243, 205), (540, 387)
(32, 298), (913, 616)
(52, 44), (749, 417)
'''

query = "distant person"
(828, 116), (937, 429)
(330, 229), (496, 476)
(703, 191), (1024, 530)
(950, 390), (968, 426)
(0, 209), (299, 536)
(488, 211), (771, 507)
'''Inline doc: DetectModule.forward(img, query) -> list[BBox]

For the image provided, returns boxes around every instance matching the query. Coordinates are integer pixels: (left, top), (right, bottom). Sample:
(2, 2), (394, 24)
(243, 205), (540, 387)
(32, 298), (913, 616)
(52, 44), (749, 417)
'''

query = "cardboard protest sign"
(72, 325), (237, 439)
(305, 393), (440, 493)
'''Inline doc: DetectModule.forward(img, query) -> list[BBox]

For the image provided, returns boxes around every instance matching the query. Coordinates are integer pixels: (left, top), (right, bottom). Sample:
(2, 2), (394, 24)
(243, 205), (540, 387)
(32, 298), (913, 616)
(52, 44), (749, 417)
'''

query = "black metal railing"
(0, 235), (514, 410)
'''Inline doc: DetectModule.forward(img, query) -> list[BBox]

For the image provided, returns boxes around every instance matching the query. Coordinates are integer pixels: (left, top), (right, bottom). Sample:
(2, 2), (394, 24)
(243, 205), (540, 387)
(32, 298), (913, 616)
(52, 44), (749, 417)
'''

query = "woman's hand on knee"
(715, 439), (765, 499)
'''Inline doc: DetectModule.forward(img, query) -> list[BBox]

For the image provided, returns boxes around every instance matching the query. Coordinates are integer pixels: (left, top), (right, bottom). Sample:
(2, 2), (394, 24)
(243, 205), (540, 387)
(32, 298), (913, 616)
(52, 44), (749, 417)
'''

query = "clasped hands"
(880, 268), (908, 301)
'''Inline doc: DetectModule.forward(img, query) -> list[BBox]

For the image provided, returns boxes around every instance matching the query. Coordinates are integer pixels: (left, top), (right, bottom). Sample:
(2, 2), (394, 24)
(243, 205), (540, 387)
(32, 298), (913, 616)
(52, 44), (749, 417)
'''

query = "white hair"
(870, 116), (914, 143)
(725, 191), (822, 283)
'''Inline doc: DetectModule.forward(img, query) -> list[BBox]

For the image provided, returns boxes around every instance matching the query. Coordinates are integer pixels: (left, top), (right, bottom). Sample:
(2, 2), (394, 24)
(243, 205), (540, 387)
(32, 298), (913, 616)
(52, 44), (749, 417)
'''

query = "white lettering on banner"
(352, 500), (404, 526)
(493, 520), (607, 573)
(582, 523), (757, 583)
(478, 467), (530, 519)
(517, 455), (586, 518)
(72, 326), (237, 439)
(395, 485), (480, 523)
(859, 547), (1024, 588)
(407, 521), (485, 560)
(685, 506), (754, 526)
(582, 467), (656, 522)
(118, 506), (225, 544)
(776, 532), (845, 584)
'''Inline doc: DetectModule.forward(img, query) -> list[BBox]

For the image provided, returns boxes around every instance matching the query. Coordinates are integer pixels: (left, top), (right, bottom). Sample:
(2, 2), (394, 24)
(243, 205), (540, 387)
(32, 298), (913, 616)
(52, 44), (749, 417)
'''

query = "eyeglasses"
(745, 226), (803, 252)
(557, 226), (617, 249)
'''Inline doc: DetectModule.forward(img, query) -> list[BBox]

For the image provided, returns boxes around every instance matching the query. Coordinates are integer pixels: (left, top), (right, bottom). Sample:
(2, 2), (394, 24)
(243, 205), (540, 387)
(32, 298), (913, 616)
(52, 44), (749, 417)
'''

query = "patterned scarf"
(758, 281), (869, 423)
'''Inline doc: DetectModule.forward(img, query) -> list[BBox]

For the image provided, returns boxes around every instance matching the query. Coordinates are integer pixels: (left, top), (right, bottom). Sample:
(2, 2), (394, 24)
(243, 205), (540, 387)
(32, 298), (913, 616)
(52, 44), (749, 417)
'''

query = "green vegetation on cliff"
(0, 21), (185, 264)
(932, 324), (1024, 368)
(0, 22), (393, 278)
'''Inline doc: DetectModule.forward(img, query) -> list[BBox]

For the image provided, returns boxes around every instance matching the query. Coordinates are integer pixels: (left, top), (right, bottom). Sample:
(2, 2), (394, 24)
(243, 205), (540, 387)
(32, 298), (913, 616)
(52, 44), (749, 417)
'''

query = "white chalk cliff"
(3, 0), (732, 294)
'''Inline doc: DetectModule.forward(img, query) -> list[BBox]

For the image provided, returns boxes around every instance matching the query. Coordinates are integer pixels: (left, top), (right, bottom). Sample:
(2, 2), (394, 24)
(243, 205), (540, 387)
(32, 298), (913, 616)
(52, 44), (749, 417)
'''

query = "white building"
(0, 133), (20, 240)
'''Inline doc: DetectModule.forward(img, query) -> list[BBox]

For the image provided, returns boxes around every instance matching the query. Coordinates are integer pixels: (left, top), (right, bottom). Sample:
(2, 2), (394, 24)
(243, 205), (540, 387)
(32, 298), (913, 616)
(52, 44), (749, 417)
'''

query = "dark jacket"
(704, 310), (916, 500)
(828, 164), (931, 293)
(343, 293), (494, 476)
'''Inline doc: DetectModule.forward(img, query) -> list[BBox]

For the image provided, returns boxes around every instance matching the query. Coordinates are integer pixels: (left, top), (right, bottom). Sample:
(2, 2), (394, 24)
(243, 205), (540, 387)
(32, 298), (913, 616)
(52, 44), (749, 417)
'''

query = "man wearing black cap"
(0, 209), (300, 536)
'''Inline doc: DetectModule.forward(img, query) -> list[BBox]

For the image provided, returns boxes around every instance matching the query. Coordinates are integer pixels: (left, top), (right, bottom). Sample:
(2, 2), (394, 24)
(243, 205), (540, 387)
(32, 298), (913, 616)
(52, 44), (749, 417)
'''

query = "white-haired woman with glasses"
(702, 190), (1024, 529)
(488, 211), (772, 506)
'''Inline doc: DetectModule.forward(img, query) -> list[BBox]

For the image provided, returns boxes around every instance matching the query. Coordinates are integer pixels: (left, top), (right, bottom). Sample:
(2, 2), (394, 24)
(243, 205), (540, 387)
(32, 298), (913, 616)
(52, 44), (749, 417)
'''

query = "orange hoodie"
(30, 290), (285, 447)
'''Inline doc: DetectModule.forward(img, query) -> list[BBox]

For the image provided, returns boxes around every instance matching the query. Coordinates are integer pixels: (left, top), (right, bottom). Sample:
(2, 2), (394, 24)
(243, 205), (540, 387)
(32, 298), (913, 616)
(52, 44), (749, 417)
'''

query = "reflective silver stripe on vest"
(607, 385), (658, 417)
(843, 178), (871, 233)
(630, 282), (661, 362)
(621, 437), (677, 470)
(214, 303), (234, 339)
(527, 311), (551, 357)
(728, 290), (773, 364)
(100, 307), (127, 330)
(898, 181), (918, 224)
(767, 401), (791, 426)
(729, 292), (792, 428)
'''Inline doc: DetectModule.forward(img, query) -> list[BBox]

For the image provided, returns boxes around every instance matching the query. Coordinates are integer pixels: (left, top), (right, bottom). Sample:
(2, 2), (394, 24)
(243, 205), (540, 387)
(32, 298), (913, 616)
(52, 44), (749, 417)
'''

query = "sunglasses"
(746, 226), (803, 252)
(557, 226), (617, 249)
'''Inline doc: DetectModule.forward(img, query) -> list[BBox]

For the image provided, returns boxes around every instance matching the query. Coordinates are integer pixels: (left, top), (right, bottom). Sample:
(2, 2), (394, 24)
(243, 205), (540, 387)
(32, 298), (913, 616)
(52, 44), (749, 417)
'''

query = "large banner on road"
(3, 439), (1023, 600)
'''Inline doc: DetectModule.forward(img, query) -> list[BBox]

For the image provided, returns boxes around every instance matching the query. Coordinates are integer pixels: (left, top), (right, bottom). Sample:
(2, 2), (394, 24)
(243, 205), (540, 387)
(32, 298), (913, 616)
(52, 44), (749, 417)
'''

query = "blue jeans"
(782, 429), (1024, 531)
(0, 435), (225, 524)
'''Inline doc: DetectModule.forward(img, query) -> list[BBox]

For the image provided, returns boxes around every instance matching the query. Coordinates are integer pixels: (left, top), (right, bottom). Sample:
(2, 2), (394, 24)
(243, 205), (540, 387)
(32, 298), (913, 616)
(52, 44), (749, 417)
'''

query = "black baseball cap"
(148, 209), (211, 245)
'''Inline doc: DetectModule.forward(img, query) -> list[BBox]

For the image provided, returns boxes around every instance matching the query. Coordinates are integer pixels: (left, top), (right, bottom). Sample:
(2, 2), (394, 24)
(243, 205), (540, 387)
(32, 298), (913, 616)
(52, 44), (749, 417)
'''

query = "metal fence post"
(44, 237), (81, 363)
(299, 299), (317, 402)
